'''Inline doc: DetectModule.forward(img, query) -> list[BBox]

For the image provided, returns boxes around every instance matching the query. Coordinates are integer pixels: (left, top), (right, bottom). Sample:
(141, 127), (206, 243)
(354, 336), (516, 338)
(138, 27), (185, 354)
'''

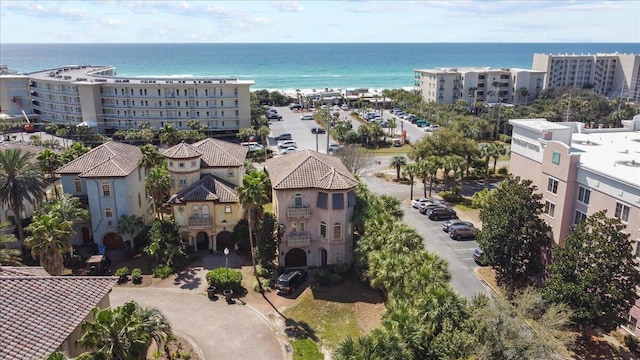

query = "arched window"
(202, 205), (210, 218)
(320, 221), (326, 238)
(102, 181), (111, 197)
(191, 205), (200, 218)
(294, 193), (303, 207)
(225, 205), (232, 214)
(333, 222), (341, 239)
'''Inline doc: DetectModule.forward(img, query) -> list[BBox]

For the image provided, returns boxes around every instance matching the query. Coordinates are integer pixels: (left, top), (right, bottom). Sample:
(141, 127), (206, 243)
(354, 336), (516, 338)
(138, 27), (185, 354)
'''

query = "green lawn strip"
(283, 290), (360, 349)
(369, 145), (410, 155)
(290, 338), (323, 360)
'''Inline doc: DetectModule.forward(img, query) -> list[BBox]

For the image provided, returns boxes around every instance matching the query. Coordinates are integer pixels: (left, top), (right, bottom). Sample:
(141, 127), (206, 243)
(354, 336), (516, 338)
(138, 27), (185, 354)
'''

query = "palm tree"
(389, 155), (407, 180)
(25, 214), (73, 276)
(146, 164), (170, 219)
(0, 149), (47, 243)
(0, 222), (21, 266)
(138, 144), (164, 170)
(419, 157), (441, 197)
(160, 124), (180, 147)
(61, 142), (90, 163)
(35, 194), (89, 223)
(36, 148), (62, 199)
(515, 87), (530, 105)
(403, 162), (420, 200)
(118, 214), (144, 250)
(255, 125), (271, 159)
(487, 143), (506, 172)
(386, 117), (397, 137)
(78, 301), (171, 359)
(237, 171), (270, 279)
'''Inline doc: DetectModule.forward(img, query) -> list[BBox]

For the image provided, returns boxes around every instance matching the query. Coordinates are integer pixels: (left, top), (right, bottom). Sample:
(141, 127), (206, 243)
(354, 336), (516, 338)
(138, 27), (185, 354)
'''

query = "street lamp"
(224, 247), (229, 278)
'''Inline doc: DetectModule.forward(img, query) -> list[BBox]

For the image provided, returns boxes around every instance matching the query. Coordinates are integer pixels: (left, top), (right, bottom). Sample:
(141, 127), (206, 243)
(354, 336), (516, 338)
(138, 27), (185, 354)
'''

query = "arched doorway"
(103, 233), (124, 250)
(320, 248), (328, 267)
(196, 231), (209, 251)
(216, 231), (232, 251)
(284, 248), (307, 268)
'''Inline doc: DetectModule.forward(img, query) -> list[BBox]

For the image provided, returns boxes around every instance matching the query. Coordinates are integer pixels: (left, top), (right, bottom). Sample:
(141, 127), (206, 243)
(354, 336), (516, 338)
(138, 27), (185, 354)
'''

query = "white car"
(328, 144), (341, 152)
(300, 114), (314, 120)
(341, 104), (349, 111)
(278, 140), (297, 149)
(411, 197), (440, 208)
(248, 144), (264, 152)
(425, 125), (440, 132)
(281, 146), (298, 155)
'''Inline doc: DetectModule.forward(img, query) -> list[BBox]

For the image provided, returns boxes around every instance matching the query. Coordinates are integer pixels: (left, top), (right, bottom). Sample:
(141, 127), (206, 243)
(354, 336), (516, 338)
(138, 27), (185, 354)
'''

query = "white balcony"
(287, 206), (311, 219)
(288, 232), (311, 247)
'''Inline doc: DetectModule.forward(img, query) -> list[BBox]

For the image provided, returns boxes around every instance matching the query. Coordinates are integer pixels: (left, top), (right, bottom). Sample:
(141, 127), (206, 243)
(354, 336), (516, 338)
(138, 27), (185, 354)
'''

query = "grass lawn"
(290, 339), (323, 360)
(368, 145), (411, 155)
(284, 290), (361, 349)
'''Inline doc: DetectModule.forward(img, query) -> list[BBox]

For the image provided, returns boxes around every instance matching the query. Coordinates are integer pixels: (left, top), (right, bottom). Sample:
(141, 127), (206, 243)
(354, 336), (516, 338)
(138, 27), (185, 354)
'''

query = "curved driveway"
(109, 287), (287, 360)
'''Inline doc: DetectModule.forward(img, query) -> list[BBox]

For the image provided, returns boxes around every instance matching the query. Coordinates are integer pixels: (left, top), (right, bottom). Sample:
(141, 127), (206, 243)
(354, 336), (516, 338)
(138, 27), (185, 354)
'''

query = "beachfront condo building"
(532, 53), (640, 102)
(413, 67), (545, 105)
(0, 65), (254, 135)
(509, 116), (640, 336)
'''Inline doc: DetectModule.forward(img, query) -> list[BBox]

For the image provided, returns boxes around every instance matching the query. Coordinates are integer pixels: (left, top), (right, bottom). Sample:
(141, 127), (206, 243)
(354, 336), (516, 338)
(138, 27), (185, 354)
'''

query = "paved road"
(110, 287), (287, 360)
(360, 172), (492, 300)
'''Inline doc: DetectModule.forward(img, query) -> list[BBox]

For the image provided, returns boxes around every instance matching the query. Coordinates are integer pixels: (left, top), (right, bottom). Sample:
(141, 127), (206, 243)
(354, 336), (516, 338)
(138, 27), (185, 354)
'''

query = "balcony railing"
(189, 216), (212, 228)
(288, 232), (311, 247)
(287, 206), (311, 219)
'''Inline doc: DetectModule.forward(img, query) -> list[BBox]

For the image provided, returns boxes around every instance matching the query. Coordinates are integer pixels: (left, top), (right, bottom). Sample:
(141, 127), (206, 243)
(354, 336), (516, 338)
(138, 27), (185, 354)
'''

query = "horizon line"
(1, 41), (638, 45)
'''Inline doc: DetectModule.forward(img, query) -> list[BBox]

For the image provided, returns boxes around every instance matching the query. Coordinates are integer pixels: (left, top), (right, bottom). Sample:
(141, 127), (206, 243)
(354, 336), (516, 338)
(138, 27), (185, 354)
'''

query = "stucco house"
(266, 149), (359, 268)
(0, 266), (116, 359)
(55, 141), (154, 249)
(164, 138), (247, 251)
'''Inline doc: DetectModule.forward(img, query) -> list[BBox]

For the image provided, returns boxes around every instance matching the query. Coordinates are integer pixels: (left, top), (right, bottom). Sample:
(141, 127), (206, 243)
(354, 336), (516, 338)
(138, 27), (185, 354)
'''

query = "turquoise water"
(1, 43), (637, 91)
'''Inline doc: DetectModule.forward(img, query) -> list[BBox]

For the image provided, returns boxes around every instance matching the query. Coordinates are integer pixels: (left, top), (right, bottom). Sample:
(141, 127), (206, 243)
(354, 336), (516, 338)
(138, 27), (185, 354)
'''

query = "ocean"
(1, 43), (638, 93)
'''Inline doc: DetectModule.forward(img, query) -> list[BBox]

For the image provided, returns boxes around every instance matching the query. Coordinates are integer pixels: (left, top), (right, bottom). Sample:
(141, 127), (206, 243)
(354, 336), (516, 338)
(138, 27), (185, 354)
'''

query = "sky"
(1, 0), (639, 43)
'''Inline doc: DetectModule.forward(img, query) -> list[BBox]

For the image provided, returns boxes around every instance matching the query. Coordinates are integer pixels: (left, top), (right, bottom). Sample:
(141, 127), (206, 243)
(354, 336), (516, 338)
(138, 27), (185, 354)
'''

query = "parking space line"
(454, 248), (477, 252)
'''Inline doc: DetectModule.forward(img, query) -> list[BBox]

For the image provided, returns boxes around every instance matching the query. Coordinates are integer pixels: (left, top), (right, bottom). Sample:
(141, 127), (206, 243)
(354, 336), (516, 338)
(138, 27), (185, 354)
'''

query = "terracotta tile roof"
(0, 142), (53, 163)
(187, 138), (247, 168)
(163, 142), (203, 159)
(55, 141), (142, 178)
(168, 174), (238, 203)
(0, 266), (50, 277)
(266, 149), (358, 190)
(0, 275), (117, 360)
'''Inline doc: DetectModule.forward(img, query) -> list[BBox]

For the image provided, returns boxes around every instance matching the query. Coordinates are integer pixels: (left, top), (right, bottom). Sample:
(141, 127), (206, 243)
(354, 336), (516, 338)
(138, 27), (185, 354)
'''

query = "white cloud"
(272, 1), (304, 12)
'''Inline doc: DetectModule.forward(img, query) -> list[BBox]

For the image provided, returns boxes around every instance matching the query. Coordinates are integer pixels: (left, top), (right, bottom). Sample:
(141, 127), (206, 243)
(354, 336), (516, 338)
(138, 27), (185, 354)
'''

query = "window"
(317, 192), (328, 209)
(102, 182), (111, 197)
(225, 205), (232, 213)
(294, 193), (303, 207)
(105, 208), (113, 218)
(547, 178), (559, 194)
(615, 202), (630, 223)
(227, 169), (234, 177)
(333, 223), (342, 239)
(299, 222), (305, 232)
(320, 221), (327, 238)
(179, 176), (187, 186)
(179, 162), (185, 168)
(191, 161), (196, 167)
(574, 211), (587, 224)
(577, 186), (591, 204)
(74, 178), (82, 192)
(551, 151), (561, 165)
(544, 201), (556, 218)
(332, 193), (344, 209)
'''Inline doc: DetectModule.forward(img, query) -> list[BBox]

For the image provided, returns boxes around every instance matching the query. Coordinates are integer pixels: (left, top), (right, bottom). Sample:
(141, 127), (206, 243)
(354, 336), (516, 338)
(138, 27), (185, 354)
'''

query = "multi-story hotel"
(0, 65), (254, 134)
(509, 116), (640, 335)
(532, 53), (640, 102)
(413, 67), (545, 105)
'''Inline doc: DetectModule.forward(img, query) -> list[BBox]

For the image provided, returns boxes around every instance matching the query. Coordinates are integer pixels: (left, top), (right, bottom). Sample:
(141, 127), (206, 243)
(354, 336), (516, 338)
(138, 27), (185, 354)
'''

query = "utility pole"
(326, 107), (330, 153)
(565, 91), (571, 122)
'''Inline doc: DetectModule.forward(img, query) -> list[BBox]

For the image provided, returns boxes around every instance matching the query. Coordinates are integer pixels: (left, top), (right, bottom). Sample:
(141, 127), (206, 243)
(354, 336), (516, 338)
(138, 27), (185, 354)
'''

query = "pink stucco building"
(266, 150), (359, 268)
(509, 116), (640, 335)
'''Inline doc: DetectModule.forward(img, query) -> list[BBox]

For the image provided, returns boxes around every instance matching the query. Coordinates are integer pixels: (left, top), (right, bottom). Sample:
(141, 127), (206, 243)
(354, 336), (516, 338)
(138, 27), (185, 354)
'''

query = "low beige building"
(266, 150), (359, 268)
(164, 139), (247, 251)
(0, 266), (117, 359)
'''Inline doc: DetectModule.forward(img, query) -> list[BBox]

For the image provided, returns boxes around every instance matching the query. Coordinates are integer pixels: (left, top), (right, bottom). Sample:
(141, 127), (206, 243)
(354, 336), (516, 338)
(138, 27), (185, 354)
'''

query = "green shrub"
(153, 264), (173, 279)
(624, 335), (639, 353)
(114, 266), (129, 277)
(499, 134), (512, 143)
(314, 268), (332, 286)
(471, 188), (493, 209)
(439, 190), (463, 203)
(256, 265), (271, 278)
(131, 268), (142, 284)
(328, 273), (343, 284)
(334, 262), (350, 275)
(253, 279), (271, 293)
(497, 166), (509, 176)
(206, 268), (243, 292)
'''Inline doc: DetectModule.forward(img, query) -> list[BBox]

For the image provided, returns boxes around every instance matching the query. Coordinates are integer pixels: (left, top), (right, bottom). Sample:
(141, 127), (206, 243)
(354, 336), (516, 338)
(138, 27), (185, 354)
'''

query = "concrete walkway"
(110, 252), (289, 360)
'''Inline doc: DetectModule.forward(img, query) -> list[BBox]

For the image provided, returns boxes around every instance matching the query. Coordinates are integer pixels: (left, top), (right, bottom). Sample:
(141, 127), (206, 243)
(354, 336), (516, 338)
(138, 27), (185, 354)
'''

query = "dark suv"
(449, 223), (477, 240)
(426, 206), (457, 220)
(276, 269), (307, 294)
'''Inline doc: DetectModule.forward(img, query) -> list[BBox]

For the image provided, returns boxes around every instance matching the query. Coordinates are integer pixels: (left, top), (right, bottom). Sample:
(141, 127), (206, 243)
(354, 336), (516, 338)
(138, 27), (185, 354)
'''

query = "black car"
(426, 206), (457, 220)
(289, 104), (302, 110)
(311, 127), (326, 134)
(275, 133), (292, 141)
(276, 269), (307, 294)
(267, 113), (282, 121)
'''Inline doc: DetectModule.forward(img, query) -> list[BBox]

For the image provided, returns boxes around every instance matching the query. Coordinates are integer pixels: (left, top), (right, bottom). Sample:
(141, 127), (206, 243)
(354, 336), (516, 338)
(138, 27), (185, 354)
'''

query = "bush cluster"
(131, 268), (142, 284)
(153, 264), (173, 279)
(206, 268), (243, 292)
